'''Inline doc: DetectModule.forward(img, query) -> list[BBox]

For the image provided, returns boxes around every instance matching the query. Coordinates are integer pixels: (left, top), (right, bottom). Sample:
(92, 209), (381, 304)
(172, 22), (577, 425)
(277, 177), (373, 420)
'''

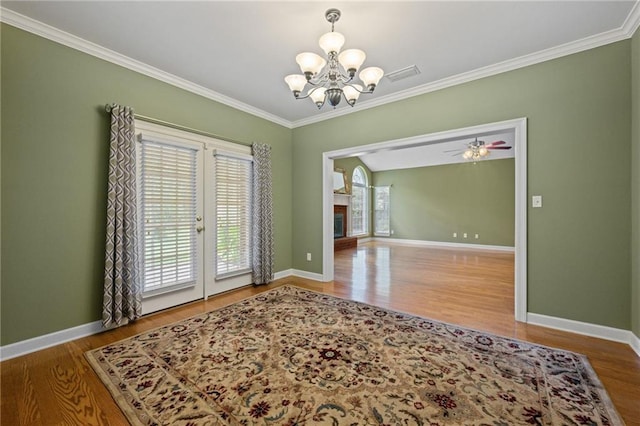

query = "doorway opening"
(321, 118), (527, 322)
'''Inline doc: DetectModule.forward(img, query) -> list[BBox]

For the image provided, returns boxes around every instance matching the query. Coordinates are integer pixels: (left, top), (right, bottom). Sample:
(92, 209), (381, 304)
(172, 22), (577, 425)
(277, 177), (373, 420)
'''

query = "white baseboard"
(527, 313), (640, 358)
(273, 269), (294, 280)
(0, 320), (104, 362)
(630, 332), (640, 358)
(291, 269), (326, 282)
(4, 288), (636, 362)
(1, 269), (300, 362)
(373, 237), (515, 252)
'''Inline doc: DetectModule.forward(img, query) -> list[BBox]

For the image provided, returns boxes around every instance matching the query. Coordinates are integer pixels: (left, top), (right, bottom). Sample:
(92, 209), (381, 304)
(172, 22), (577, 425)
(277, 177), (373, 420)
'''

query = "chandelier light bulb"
(319, 31), (345, 55)
(463, 150), (473, 160)
(296, 52), (326, 77)
(359, 67), (384, 91)
(479, 146), (489, 156)
(338, 49), (366, 77)
(284, 74), (308, 96)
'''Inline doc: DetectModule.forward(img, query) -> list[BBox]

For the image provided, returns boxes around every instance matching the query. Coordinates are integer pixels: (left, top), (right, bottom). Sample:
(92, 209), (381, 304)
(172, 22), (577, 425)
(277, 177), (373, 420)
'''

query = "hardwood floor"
(2, 241), (639, 425)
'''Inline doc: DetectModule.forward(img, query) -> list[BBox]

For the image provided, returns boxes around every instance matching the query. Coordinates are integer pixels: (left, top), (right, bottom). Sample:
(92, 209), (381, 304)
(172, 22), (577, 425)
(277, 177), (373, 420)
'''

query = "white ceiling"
(3, 1), (638, 128)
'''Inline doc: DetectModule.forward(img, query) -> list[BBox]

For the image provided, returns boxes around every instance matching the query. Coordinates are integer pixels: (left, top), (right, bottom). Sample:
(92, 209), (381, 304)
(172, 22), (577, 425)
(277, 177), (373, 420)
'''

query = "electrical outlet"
(463, 233), (467, 239)
(475, 234), (479, 239)
(453, 232), (457, 238)
(306, 253), (312, 261)
(532, 195), (543, 208)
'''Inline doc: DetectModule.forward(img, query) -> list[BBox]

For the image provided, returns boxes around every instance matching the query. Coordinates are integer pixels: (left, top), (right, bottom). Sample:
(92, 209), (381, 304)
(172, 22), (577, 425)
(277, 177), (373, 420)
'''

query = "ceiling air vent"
(385, 65), (421, 83)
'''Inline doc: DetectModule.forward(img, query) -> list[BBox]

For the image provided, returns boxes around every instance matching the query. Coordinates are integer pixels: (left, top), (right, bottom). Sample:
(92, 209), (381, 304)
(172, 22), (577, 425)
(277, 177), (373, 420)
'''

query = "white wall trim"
(528, 313), (640, 358)
(2, 5), (639, 130)
(291, 269), (327, 282)
(322, 118), (528, 322)
(0, 269), (298, 361)
(0, 7), (291, 129)
(371, 237), (514, 252)
(622, 0), (640, 37)
(273, 269), (294, 280)
(0, 320), (104, 361)
(292, 9), (640, 128)
(631, 333), (640, 358)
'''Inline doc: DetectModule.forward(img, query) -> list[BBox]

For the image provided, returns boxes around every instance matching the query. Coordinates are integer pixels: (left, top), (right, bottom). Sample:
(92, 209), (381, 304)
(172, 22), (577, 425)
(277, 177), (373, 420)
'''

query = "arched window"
(351, 166), (369, 236)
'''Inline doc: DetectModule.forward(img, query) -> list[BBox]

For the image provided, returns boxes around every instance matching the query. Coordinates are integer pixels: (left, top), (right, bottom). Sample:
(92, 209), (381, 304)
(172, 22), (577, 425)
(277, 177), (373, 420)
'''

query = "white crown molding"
(0, 7), (293, 129)
(527, 313), (640, 359)
(292, 8), (640, 128)
(2, 4), (639, 129)
(622, 0), (640, 37)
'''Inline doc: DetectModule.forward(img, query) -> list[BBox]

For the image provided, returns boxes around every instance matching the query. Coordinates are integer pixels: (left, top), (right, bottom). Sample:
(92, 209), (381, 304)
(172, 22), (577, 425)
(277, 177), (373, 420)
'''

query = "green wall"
(2, 21), (638, 346)
(292, 41), (631, 329)
(0, 25), (293, 345)
(632, 27), (640, 339)
(372, 159), (514, 246)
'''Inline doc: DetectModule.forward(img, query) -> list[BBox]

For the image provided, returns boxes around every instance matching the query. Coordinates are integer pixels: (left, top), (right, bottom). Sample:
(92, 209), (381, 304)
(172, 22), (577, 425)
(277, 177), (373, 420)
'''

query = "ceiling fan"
(445, 138), (512, 161)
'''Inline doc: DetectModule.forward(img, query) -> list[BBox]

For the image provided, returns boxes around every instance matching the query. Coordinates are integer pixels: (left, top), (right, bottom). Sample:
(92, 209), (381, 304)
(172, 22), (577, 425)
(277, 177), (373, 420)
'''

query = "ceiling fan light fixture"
(285, 9), (384, 111)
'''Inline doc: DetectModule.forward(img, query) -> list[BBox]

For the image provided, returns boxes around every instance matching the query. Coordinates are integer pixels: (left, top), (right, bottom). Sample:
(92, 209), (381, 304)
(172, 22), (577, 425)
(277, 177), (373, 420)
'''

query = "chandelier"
(284, 8), (384, 109)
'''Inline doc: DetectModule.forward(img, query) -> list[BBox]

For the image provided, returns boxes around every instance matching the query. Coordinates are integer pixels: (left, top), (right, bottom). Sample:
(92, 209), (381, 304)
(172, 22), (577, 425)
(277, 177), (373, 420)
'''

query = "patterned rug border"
(85, 284), (625, 425)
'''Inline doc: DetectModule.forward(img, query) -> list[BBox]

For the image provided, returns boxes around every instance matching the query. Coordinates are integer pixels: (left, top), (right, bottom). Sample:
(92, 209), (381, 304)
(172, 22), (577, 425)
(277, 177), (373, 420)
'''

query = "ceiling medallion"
(284, 8), (384, 110)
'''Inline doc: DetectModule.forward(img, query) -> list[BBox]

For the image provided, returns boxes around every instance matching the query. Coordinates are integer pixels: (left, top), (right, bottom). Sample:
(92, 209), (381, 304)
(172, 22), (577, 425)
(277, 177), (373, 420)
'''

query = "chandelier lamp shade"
(284, 8), (384, 109)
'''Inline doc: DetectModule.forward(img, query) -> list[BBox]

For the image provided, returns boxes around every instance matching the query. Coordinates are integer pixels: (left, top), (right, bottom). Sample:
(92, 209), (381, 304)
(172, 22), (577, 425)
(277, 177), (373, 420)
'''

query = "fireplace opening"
(334, 204), (347, 239)
(334, 213), (344, 238)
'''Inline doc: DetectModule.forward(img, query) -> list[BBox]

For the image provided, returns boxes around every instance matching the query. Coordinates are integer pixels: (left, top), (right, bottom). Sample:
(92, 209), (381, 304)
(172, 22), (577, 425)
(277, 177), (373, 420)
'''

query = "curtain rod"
(104, 104), (248, 146)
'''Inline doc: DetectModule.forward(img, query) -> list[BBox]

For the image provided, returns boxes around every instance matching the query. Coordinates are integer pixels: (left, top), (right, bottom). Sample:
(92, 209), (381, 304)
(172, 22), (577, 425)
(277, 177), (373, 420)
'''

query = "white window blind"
(374, 186), (391, 236)
(139, 140), (198, 294)
(215, 153), (253, 278)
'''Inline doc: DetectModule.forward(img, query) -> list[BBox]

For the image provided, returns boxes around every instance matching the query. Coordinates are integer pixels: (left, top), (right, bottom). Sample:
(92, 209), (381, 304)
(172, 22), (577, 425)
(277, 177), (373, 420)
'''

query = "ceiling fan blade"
(443, 149), (463, 153)
(486, 140), (506, 147)
(487, 146), (512, 150)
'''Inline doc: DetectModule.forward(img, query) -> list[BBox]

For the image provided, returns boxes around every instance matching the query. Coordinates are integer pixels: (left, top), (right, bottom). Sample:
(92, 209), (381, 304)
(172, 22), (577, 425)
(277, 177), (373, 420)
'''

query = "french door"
(136, 123), (253, 315)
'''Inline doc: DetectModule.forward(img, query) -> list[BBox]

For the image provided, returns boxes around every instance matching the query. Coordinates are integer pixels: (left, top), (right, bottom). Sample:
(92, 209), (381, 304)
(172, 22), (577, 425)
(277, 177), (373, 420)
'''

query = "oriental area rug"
(86, 285), (624, 425)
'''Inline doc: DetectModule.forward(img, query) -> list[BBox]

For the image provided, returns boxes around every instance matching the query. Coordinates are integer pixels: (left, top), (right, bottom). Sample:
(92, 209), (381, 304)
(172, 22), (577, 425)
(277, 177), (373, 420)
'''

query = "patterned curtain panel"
(251, 143), (275, 285)
(103, 104), (141, 328)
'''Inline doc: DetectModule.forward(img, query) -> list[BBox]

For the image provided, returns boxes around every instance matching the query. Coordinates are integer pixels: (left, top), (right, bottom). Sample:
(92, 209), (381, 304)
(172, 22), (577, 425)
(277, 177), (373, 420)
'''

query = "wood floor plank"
(1, 240), (638, 425)
(18, 361), (42, 426)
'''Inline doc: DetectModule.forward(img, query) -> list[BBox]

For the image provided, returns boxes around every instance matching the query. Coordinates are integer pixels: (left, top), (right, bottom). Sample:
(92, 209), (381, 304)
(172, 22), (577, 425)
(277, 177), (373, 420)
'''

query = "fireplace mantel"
(333, 193), (351, 206)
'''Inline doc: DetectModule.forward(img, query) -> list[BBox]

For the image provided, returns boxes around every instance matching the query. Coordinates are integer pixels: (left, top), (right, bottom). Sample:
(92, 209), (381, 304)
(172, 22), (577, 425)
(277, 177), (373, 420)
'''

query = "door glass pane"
(140, 140), (198, 293)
